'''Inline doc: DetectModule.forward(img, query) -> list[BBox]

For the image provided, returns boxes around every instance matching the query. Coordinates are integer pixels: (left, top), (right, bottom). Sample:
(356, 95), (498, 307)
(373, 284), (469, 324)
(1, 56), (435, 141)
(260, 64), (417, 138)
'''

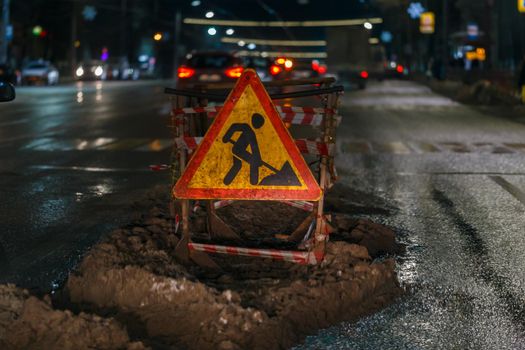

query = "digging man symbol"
(222, 113), (301, 187)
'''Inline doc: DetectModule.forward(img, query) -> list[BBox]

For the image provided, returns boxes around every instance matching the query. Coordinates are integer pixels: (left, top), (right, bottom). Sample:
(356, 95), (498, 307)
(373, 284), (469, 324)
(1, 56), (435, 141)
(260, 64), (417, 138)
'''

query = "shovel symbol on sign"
(222, 113), (301, 187)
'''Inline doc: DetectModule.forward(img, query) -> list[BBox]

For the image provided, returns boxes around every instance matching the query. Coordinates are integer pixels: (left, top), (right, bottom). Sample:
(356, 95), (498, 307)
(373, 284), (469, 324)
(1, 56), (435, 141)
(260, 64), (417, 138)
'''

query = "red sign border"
(173, 69), (322, 201)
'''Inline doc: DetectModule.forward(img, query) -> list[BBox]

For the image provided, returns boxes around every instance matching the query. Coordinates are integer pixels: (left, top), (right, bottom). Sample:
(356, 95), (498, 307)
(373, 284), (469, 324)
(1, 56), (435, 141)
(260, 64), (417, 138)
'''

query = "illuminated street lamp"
(207, 27), (217, 36)
(238, 40), (246, 47)
(226, 28), (235, 36)
(247, 43), (256, 50)
(205, 11), (214, 18)
(153, 32), (163, 41)
(363, 22), (373, 30)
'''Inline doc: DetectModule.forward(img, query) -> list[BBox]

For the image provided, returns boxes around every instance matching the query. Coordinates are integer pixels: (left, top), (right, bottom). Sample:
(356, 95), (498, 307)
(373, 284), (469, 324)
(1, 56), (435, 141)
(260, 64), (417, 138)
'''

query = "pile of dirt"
(0, 182), (404, 349)
(0, 284), (146, 349)
(62, 197), (403, 349)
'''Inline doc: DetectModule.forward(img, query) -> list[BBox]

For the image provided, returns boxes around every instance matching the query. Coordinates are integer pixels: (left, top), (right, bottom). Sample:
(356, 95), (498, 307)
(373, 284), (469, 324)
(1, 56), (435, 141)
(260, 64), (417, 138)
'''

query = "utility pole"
(120, 0), (127, 59)
(0, 0), (10, 65)
(441, 0), (448, 79)
(71, 0), (78, 74)
(173, 9), (182, 78)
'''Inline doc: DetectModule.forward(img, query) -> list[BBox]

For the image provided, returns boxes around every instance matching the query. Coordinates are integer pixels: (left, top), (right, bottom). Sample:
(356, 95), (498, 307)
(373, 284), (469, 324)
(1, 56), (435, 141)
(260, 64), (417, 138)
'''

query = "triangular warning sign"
(173, 69), (321, 201)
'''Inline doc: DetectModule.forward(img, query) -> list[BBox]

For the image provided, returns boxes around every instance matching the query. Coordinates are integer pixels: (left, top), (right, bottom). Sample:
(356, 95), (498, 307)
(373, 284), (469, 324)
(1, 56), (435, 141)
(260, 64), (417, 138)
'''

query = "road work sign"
(174, 69), (321, 201)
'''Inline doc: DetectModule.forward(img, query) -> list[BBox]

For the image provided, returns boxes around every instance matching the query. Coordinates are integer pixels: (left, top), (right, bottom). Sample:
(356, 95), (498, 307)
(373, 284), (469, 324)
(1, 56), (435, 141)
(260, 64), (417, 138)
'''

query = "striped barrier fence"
(213, 199), (314, 212)
(172, 106), (340, 127)
(188, 242), (322, 265)
(175, 137), (334, 157)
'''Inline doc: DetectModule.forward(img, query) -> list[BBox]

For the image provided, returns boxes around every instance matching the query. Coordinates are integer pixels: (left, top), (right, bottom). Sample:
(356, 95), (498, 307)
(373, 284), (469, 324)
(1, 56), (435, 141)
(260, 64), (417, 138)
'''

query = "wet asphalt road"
(297, 80), (525, 349)
(0, 80), (173, 292)
(1, 79), (525, 349)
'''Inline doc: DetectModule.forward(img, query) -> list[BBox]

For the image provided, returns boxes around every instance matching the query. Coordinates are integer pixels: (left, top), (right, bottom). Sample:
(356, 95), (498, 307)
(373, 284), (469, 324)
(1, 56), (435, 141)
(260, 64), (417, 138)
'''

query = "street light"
(364, 22), (373, 30)
(153, 32), (163, 41)
(226, 28), (235, 35)
(247, 43), (256, 50)
(238, 40), (245, 47)
(205, 11), (214, 18)
(207, 27), (217, 36)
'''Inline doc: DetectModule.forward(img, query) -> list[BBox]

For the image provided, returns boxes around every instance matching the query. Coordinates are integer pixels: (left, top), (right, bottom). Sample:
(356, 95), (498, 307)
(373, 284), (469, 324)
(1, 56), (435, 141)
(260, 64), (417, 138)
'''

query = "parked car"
(176, 51), (245, 88)
(75, 60), (108, 80)
(0, 81), (15, 102)
(21, 60), (59, 85)
(0, 64), (19, 85)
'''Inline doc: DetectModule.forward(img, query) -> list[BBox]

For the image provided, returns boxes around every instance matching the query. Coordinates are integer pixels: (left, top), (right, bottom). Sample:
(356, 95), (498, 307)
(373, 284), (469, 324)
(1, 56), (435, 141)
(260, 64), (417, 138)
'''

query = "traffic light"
(32, 26), (47, 38)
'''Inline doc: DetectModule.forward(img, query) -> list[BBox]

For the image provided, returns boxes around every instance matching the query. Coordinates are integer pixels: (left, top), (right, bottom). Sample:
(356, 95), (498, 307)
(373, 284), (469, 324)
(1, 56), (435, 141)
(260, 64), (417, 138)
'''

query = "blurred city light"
(247, 43), (256, 50)
(270, 64), (282, 75)
(74, 40), (81, 48)
(75, 67), (84, 77)
(153, 32), (163, 41)
(369, 37), (379, 44)
(420, 12), (435, 34)
(32, 25), (42, 36)
(94, 66), (103, 77)
(205, 11), (214, 18)
(207, 27), (217, 35)
(407, 2), (425, 19)
(284, 59), (293, 69)
(221, 37), (326, 47)
(237, 40), (246, 47)
(183, 17), (383, 27)
(381, 31), (393, 43)
(191, 0), (201, 6)
(226, 28), (235, 35)
(237, 51), (327, 58)
(100, 47), (109, 61)
(363, 22), (373, 30)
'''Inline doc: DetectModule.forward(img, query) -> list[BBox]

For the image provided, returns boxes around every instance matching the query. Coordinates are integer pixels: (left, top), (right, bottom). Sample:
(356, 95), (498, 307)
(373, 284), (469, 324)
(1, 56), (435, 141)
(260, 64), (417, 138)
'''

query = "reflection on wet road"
(0, 81), (173, 291)
(297, 80), (525, 349)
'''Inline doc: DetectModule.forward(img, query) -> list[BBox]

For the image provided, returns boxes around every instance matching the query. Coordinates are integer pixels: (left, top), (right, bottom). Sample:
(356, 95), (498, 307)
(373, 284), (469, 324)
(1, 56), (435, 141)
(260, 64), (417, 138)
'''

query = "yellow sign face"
(420, 12), (435, 34)
(174, 69), (321, 200)
(188, 86), (304, 190)
(519, 0), (525, 13)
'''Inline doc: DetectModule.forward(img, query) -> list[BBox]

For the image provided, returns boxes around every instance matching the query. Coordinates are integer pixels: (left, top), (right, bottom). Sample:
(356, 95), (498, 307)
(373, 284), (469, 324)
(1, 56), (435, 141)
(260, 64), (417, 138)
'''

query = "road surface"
(0, 80), (173, 292)
(297, 80), (525, 349)
(1, 79), (525, 348)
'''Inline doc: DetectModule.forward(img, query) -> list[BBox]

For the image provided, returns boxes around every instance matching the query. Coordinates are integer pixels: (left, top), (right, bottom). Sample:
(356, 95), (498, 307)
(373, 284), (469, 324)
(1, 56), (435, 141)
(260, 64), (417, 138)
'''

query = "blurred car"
(0, 81), (15, 102)
(21, 61), (59, 85)
(176, 51), (245, 88)
(105, 58), (140, 80)
(75, 61), (107, 80)
(0, 64), (19, 85)
(243, 56), (280, 81)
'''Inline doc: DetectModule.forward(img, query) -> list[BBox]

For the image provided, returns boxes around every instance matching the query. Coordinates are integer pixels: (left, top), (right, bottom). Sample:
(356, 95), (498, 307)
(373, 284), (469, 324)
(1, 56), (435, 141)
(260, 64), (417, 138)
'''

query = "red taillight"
(311, 60), (320, 71)
(177, 66), (195, 79)
(317, 65), (327, 74)
(360, 70), (369, 79)
(396, 65), (404, 73)
(225, 66), (244, 78)
(270, 64), (282, 76)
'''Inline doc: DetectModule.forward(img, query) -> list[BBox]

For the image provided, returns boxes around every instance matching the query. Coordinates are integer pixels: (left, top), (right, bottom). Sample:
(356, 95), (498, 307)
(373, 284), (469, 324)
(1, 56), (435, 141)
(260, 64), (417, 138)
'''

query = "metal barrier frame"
(165, 77), (343, 266)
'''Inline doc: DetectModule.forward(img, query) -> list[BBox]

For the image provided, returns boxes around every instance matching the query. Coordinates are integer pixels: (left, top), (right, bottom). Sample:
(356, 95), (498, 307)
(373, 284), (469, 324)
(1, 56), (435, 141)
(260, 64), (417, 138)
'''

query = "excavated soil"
(0, 186), (403, 349)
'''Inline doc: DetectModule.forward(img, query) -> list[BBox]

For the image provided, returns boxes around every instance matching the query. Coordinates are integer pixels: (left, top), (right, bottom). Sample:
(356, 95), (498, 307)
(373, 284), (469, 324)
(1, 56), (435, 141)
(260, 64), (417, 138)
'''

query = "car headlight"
(76, 67), (84, 77)
(94, 66), (103, 77)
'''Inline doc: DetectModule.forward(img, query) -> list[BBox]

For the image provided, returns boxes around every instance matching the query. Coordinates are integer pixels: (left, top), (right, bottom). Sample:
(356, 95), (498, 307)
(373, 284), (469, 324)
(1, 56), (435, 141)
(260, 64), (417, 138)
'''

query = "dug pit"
(0, 186), (403, 349)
